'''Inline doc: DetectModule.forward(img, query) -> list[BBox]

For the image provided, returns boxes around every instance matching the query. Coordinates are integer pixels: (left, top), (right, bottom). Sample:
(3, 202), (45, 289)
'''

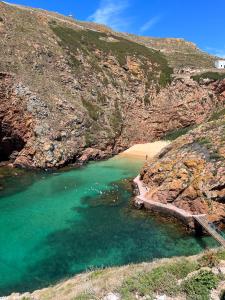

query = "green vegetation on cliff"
(122, 34), (216, 69)
(182, 270), (219, 300)
(192, 72), (225, 83)
(50, 24), (173, 87)
(120, 260), (198, 299)
(162, 125), (195, 140)
(13, 250), (225, 300)
(209, 108), (225, 121)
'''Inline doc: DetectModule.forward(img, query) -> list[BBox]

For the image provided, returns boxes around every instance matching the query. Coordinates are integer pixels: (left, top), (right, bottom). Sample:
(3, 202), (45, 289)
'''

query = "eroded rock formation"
(0, 2), (224, 169)
(140, 94), (225, 225)
(0, 73), (33, 164)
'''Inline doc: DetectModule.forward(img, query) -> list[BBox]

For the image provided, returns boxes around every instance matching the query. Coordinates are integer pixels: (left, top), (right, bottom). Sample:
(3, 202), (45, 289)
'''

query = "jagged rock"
(78, 147), (108, 163)
(134, 197), (144, 209)
(140, 114), (225, 226)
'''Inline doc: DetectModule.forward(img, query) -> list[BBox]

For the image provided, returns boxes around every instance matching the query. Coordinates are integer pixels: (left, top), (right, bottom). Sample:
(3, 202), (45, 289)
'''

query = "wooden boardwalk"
(194, 215), (225, 247)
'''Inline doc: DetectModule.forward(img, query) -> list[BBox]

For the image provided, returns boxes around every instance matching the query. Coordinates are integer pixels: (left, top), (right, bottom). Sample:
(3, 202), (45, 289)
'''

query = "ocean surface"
(0, 157), (218, 296)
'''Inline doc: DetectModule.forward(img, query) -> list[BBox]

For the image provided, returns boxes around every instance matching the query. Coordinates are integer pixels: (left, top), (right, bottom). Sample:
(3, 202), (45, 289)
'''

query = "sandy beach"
(119, 141), (171, 159)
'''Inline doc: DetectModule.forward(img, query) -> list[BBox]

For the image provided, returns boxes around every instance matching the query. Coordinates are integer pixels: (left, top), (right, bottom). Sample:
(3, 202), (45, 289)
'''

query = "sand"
(119, 141), (170, 159)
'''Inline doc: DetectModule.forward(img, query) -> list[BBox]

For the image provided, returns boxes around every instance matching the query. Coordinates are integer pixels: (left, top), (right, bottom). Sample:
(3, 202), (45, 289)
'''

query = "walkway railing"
(193, 215), (225, 247)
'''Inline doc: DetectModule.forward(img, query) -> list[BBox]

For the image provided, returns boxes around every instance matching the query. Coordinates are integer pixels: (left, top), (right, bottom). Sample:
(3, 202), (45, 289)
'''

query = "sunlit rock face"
(0, 2), (223, 168)
(140, 109), (225, 226)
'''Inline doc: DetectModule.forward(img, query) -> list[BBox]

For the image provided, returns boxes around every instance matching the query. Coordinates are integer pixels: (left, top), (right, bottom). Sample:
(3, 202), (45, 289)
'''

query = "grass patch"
(209, 150), (224, 161)
(89, 268), (105, 280)
(209, 108), (225, 121)
(50, 24), (173, 87)
(182, 270), (219, 300)
(196, 138), (224, 160)
(197, 137), (211, 145)
(162, 125), (194, 141)
(120, 260), (197, 299)
(198, 250), (220, 268)
(73, 293), (94, 300)
(216, 250), (225, 261)
(192, 72), (225, 83)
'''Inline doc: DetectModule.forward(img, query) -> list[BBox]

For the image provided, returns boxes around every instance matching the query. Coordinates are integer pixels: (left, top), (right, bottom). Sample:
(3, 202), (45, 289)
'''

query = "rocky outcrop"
(0, 73), (34, 164)
(213, 79), (225, 101)
(118, 77), (220, 145)
(123, 34), (217, 69)
(0, 2), (224, 169)
(140, 110), (225, 226)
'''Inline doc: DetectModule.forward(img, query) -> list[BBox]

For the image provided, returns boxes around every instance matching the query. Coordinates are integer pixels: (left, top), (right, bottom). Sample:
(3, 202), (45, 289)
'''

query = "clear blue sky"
(4, 0), (225, 57)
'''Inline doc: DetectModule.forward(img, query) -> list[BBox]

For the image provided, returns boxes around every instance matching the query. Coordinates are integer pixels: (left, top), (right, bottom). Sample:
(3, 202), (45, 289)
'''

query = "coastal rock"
(140, 114), (225, 225)
(78, 147), (108, 163)
(134, 197), (144, 209)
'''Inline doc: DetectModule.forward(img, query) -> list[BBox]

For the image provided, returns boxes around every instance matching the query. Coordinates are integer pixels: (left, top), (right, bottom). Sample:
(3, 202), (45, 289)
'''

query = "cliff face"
(122, 35), (217, 69)
(0, 73), (34, 163)
(0, 2), (223, 168)
(140, 80), (225, 225)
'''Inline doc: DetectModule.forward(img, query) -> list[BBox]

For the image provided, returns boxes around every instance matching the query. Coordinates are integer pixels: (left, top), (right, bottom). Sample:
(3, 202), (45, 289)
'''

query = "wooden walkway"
(194, 215), (225, 247)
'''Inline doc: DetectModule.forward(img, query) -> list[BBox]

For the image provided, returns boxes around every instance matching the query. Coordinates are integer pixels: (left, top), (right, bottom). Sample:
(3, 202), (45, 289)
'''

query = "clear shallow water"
(0, 157), (218, 296)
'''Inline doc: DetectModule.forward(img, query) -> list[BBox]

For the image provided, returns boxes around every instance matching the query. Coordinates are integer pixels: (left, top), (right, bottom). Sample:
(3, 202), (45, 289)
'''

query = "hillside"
(7, 249), (225, 300)
(0, 2), (218, 69)
(121, 34), (217, 69)
(0, 2), (224, 169)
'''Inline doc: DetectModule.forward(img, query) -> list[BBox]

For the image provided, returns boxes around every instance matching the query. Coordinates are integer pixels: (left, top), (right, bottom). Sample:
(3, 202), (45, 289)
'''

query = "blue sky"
(4, 0), (225, 57)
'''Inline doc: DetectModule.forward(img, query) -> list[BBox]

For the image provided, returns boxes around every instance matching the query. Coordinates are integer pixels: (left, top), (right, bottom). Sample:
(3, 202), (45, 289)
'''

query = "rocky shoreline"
(138, 112), (225, 228)
(133, 175), (198, 229)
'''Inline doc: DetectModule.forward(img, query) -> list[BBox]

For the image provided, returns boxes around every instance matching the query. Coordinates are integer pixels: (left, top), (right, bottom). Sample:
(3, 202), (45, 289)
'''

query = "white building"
(215, 60), (225, 69)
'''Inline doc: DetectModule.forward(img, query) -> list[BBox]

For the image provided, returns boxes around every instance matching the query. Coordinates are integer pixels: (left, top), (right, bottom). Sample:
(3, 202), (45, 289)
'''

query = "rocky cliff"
(0, 2), (223, 169)
(140, 80), (225, 226)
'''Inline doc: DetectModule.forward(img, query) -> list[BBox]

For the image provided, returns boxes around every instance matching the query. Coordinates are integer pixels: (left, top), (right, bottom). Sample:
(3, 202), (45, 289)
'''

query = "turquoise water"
(0, 157), (218, 296)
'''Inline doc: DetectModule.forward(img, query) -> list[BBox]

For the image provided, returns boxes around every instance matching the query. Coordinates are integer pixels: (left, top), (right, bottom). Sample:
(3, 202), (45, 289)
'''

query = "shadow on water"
(0, 179), (218, 296)
(0, 165), (85, 199)
(0, 167), (44, 198)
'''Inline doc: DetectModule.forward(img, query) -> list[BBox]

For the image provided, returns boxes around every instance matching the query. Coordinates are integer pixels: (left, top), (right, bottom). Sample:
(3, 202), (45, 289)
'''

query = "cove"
(0, 157), (218, 296)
